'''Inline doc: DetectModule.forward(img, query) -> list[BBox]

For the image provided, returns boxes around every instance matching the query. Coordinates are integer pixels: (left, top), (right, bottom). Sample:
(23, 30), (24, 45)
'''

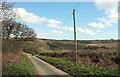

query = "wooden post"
(73, 9), (77, 65)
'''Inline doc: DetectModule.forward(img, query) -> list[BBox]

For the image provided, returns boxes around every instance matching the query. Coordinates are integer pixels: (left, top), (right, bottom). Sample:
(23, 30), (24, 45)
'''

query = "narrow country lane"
(28, 54), (73, 77)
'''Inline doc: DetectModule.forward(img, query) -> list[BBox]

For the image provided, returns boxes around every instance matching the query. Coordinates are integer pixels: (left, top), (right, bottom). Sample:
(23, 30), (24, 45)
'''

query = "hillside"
(38, 39), (119, 70)
(41, 39), (118, 51)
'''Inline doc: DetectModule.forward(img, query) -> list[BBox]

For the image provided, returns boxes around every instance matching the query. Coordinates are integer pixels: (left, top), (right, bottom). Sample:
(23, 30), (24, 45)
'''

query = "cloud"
(88, 22), (105, 28)
(95, 0), (118, 11)
(89, 0), (118, 28)
(78, 28), (95, 35)
(62, 27), (74, 32)
(14, 8), (95, 36)
(37, 30), (63, 38)
(61, 26), (95, 35)
(52, 30), (63, 36)
(47, 19), (62, 29)
(96, 30), (102, 33)
(37, 27), (95, 39)
(14, 8), (62, 29)
(98, 12), (118, 26)
(14, 8), (48, 24)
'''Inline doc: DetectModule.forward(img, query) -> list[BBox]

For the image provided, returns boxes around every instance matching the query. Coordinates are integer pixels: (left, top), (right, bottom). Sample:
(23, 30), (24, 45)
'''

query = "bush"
(2, 39), (22, 67)
(2, 39), (22, 53)
(22, 39), (49, 55)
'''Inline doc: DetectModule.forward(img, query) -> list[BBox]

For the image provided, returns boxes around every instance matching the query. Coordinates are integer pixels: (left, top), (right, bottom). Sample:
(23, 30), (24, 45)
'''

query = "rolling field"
(39, 39), (119, 70)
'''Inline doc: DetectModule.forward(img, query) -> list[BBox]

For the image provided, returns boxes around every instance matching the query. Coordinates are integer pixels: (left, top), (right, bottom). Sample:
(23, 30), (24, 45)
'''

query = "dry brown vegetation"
(2, 39), (22, 67)
(3, 38), (119, 71)
(39, 40), (119, 70)
(39, 50), (118, 69)
(2, 39), (48, 68)
(22, 39), (49, 55)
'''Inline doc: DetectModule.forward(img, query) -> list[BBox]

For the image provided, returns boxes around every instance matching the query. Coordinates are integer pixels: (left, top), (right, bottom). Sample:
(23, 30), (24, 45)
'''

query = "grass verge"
(2, 54), (37, 77)
(37, 56), (119, 77)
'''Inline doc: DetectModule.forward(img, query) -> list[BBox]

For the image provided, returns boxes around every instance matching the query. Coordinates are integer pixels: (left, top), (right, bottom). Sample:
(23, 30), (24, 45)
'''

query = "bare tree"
(2, 20), (36, 40)
(12, 22), (37, 40)
(12, 22), (22, 39)
(0, 1), (18, 39)
(0, 1), (16, 21)
(2, 20), (16, 39)
(1, 1), (36, 40)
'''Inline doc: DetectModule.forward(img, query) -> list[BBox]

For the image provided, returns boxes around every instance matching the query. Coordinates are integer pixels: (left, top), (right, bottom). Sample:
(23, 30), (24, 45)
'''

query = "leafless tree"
(0, 0), (17, 39)
(2, 20), (16, 39)
(0, 1), (17, 21)
(2, 20), (36, 40)
(1, 1), (36, 40)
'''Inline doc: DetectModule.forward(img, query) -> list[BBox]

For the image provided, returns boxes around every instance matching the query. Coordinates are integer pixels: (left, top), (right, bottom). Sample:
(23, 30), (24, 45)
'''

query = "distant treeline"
(41, 38), (119, 44)
(39, 39), (118, 51)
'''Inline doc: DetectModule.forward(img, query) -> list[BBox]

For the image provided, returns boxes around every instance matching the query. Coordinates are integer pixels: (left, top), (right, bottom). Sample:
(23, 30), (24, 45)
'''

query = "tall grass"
(3, 54), (37, 76)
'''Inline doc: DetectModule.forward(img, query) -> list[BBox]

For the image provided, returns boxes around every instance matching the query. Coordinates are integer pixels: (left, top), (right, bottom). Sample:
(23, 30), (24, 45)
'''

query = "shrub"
(22, 39), (49, 55)
(2, 39), (22, 67)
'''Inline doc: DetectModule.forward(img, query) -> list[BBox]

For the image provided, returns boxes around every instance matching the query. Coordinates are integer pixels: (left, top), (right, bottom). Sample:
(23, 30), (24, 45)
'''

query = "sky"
(13, 0), (118, 40)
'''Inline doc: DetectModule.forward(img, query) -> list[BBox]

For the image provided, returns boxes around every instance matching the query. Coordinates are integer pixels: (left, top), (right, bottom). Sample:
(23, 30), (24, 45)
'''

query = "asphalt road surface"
(28, 54), (73, 77)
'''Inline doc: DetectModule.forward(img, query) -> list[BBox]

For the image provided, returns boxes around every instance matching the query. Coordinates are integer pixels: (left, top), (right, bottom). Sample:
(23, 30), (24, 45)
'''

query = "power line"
(74, 0), (81, 21)
(62, 13), (72, 26)
(74, 0), (81, 10)
(62, 1), (81, 27)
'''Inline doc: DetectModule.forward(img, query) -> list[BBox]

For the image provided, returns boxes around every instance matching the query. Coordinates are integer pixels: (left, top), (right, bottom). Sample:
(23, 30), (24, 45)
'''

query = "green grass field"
(37, 56), (119, 77)
(2, 54), (37, 77)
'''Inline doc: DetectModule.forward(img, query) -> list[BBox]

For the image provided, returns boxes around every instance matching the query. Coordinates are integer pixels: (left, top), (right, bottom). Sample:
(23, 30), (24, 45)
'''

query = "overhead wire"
(62, 13), (72, 27)
(74, 1), (81, 27)
(62, 1), (81, 27)
(74, 1), (81, 10)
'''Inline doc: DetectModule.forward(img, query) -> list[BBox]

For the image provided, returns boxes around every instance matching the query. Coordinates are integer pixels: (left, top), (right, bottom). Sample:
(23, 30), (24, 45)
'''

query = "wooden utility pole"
(73, 9), (77, 65)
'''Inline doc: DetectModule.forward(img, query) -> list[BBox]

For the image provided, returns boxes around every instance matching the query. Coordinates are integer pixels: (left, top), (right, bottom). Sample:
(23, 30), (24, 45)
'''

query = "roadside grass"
(2, 54), (37, 77)
(37, 56), (119, 77)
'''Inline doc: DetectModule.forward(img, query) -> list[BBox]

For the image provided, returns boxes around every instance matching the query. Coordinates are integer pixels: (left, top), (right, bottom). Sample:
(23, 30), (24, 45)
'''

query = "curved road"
(28, 54), (73, 77)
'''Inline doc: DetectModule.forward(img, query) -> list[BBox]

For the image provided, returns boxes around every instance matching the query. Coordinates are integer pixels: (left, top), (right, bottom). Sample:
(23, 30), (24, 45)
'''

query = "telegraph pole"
(73, 9), (77, 65)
